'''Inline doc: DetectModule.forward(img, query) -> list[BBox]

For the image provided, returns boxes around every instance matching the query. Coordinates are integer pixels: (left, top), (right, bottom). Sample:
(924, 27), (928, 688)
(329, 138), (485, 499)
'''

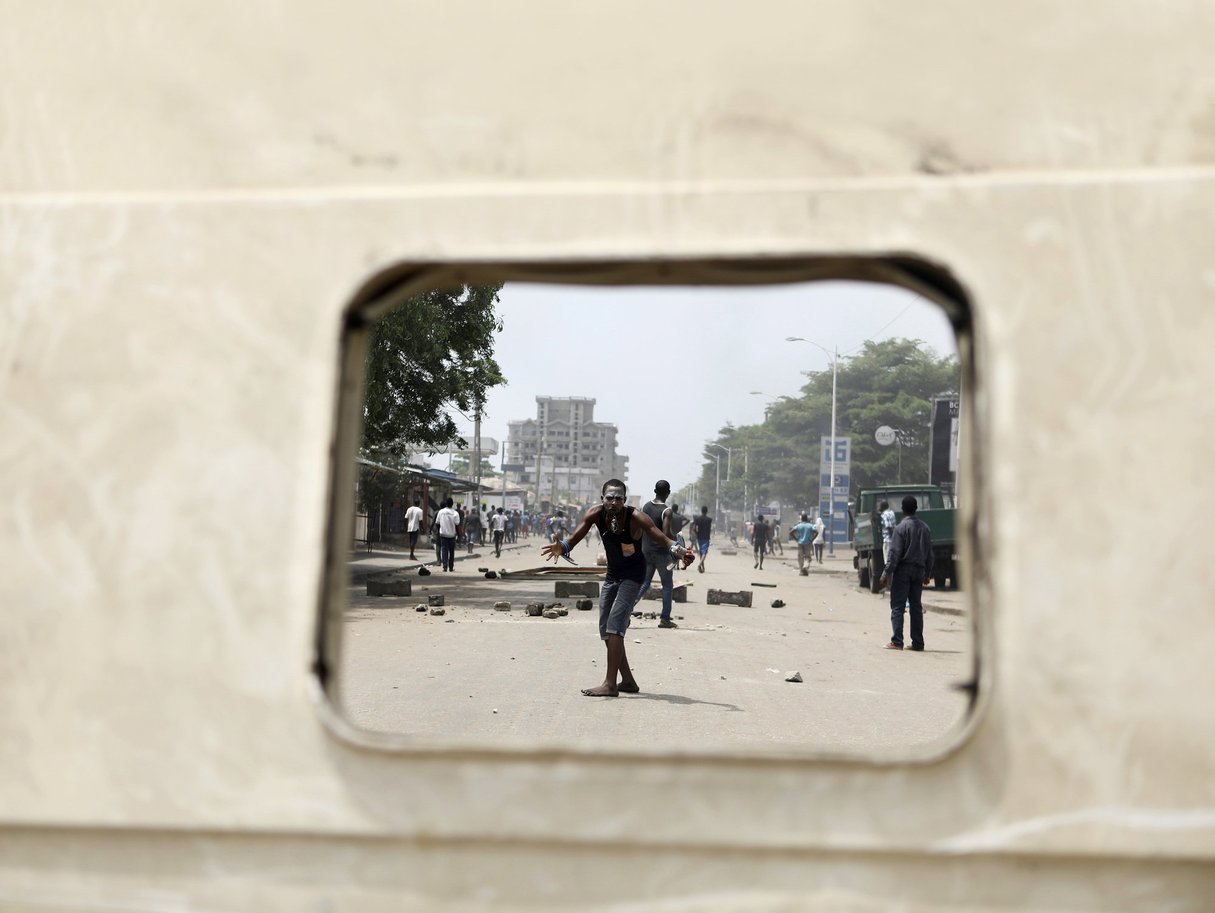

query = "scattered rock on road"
(785, 672), (803, 683)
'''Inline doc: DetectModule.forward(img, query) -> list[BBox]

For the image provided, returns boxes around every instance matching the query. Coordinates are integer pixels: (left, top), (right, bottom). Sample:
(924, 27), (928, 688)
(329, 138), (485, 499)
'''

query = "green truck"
(851, 485), (958, 593)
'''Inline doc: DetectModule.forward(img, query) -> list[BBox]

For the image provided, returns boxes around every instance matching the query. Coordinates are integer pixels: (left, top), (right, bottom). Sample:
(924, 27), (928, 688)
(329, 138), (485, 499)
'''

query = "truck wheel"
(858, 558), (870, 589)
(869, 553), (883, 593)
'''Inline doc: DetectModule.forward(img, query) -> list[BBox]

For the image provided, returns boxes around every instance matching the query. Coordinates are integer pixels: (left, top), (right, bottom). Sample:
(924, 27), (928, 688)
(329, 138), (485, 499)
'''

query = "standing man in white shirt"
(435, 497), (462, 572)
(404, 498), (424, 561)
(490, 506), (509, 558)
(813, 514), (826, 564)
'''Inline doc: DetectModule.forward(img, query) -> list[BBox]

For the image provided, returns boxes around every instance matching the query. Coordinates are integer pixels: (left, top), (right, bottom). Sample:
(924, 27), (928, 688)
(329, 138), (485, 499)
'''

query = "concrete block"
(427, 594), (445, 606)
(555, 581), (599, 598)
(707, 588), (752, 607)
(641, 585), (688, 603)
(368, 579), (411, 596)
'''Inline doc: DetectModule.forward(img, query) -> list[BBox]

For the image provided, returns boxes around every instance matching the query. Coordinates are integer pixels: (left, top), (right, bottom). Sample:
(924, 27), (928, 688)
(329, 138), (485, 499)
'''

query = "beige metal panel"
(3, 1), (1215, 909)
(3, 2), (1215, 193)
(3, 178), (1213, 855)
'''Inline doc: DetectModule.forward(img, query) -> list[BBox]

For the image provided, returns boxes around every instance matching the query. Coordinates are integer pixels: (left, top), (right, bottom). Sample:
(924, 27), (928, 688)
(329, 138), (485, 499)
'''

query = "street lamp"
(787, 336), (840, 555)
(706, 442), (731, 528)
(749, 390), (780, 421)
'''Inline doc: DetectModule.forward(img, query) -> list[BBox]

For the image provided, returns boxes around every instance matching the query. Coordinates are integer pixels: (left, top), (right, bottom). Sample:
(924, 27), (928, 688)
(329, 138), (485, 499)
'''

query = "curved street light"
(786, 337), (841, 555)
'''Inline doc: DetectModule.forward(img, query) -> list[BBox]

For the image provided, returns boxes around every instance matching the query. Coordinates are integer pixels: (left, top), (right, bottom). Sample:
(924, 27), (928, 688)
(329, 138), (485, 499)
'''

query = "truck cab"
(852, 485), (958, 593)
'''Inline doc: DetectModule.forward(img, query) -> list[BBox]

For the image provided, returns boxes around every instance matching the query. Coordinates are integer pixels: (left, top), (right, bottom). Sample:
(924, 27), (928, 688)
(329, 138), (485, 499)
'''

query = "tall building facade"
(506, 397), (629, 505)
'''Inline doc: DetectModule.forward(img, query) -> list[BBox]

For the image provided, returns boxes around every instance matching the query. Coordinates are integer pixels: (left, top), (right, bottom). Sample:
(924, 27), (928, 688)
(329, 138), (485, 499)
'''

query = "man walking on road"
(637, 480), (679, 629)
(792, 513), (817, 575)
(879, 495), (935, 651)
(751, 514), (770, 569)
(405, 498), (424, 560)
(541, 479), (693, 697)
(435, 498), (461, 572)
(689, 506), (713, 573)
(490, 506), (508, 558)
(813, 514), (826, 564)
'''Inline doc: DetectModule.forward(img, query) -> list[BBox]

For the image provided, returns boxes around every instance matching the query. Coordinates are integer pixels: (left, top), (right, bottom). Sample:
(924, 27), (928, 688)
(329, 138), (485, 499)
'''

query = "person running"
(752, 514), (771, 569)
(637, 480), (678, 629)
(490, 506), (508, 557)
(689, 506), (713, 573)
(541, 479), (693, 697)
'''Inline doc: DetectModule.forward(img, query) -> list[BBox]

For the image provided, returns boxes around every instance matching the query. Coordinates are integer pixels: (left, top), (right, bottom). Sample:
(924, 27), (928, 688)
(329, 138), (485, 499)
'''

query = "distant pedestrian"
(879, 500), (897, 565)
(770, 517), (783, 555)
(491, 506), (508, 557)
(813, 514), (826, 563)
(464, 503), (481, 552)
(541, 479), (693, 697)
(751, 514), (770, 569)
(435, 497), (462, 572)
(689, 506), (713, 573)
(668, 503), (689, 543)
(637, 480), (678, 629)
(879, 495), (935, 651)
(792, 513), (817, 575)
(404, 498), (424, 560)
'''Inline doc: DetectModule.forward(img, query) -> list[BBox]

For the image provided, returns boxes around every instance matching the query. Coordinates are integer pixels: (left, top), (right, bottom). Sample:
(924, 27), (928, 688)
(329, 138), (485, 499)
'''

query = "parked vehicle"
(852, 485), (958, 592)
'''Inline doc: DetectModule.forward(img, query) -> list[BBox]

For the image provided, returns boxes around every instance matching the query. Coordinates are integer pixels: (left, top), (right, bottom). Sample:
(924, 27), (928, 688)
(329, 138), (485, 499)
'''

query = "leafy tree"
(698, 338), (958, 513)
(450, 453), (501, 479)
(361, 285), (505, 458)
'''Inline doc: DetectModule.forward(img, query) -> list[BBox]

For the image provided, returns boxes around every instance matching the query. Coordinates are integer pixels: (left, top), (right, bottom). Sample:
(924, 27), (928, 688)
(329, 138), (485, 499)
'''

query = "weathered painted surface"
(2, 2), (1213, 909)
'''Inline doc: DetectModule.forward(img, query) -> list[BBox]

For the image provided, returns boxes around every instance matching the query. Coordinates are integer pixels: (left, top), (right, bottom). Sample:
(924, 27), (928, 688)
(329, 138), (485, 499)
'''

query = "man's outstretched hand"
(540, 542), (563, 563)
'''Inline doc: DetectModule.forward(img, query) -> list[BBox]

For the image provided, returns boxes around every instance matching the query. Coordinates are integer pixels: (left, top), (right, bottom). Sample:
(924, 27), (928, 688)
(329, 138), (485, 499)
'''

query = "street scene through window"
(337, 280), (971, 755)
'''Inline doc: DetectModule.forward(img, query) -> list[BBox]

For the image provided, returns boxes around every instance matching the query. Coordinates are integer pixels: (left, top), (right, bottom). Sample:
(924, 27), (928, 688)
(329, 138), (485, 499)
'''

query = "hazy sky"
(449, 281), (956, 497)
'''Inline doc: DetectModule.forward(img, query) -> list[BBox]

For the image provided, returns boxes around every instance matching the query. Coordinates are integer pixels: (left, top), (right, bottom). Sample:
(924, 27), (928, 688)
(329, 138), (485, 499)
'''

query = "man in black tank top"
(542, 479), (694, 697)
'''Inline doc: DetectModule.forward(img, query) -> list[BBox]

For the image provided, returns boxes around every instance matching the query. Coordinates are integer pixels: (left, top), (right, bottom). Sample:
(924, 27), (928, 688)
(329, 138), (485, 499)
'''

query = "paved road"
(338, 536), (973, 755)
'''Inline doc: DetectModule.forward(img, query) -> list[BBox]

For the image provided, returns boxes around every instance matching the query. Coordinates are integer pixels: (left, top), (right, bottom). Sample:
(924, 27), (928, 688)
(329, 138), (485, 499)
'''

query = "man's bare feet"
(581, 684), (618, 697)
(618, 680), (640, 693)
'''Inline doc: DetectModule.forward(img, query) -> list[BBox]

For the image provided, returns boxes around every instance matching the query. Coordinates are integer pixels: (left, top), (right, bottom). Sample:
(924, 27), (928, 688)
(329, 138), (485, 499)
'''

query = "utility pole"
(469, 403), (481, 553)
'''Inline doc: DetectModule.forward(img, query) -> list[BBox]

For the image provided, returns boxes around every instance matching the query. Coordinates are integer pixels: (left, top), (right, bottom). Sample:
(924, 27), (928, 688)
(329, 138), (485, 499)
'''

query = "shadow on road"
(625, 692), (743, 711)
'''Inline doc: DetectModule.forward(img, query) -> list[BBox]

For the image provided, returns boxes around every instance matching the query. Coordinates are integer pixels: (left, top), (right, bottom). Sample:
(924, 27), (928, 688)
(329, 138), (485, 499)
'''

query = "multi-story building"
(506, 397), (629, 505)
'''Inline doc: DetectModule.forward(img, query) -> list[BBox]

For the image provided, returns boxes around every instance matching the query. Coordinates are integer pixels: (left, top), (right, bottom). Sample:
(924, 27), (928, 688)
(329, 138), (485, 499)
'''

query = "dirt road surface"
(337, 536), (973, 756)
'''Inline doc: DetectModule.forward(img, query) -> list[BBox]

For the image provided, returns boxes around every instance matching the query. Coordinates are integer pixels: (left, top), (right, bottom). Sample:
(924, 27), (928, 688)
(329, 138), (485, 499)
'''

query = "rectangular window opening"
(319, 258), (978, 761)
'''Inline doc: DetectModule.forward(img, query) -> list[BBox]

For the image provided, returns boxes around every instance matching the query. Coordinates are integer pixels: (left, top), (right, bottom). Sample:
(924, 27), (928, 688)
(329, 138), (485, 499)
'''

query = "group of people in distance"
(542, 478), (938, 696)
